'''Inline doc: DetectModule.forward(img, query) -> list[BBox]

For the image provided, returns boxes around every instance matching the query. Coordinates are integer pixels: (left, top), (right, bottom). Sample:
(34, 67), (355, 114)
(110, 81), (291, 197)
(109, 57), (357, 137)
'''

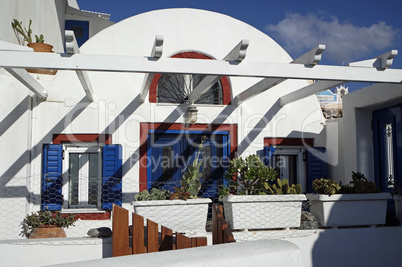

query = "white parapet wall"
(49, 239), (302, 267)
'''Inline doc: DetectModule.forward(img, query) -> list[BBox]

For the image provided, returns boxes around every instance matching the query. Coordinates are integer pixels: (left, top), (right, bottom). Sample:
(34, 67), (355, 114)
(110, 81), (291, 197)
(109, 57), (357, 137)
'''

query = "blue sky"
(77, 0), (402, 82)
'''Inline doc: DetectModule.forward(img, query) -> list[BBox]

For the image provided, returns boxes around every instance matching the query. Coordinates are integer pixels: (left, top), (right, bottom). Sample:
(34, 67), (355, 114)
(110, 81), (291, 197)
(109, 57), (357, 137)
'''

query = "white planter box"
(131, 198), (211, 234)
(306, 193), (391, 227)
(220, 195), (306, 230)
(394, 195), (402, 222)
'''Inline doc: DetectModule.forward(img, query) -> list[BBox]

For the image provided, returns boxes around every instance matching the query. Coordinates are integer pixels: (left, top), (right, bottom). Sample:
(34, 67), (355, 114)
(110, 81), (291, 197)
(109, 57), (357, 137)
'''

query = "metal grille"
(157, 74), (223, 104)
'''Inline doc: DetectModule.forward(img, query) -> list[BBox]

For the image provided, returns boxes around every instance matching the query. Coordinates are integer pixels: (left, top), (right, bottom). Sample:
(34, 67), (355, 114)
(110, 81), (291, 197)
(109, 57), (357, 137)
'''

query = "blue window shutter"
(102, 145), (123, 210)
(264, 146), (275, 166)
(42, 144), (63, 211)
(306, 147), (327, 193)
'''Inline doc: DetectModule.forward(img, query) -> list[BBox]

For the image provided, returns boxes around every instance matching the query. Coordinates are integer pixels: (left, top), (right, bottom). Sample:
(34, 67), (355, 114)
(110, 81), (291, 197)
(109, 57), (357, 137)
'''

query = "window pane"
(161, 146), (173, 183)
(88, 153), (99, 206)
(69, 153), (79, 206)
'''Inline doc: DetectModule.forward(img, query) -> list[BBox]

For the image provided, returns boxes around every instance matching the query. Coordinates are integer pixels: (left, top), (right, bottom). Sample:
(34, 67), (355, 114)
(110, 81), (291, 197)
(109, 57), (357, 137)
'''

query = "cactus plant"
(266, 178), (303, 194)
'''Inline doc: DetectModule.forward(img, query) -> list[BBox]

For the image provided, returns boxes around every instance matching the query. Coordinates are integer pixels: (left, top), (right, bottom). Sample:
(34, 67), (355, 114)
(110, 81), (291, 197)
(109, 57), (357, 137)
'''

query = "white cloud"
(265, 13), (398, 64)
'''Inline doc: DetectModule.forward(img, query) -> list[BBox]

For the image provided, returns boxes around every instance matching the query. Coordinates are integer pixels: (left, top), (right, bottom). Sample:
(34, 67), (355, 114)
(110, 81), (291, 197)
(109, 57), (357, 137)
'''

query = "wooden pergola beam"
(1, 50), (401, 83)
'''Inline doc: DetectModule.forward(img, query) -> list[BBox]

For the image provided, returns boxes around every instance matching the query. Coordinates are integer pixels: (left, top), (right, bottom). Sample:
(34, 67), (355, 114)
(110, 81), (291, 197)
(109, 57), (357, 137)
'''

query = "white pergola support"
(349, 50), (398, 69)
(279, 80), (345, 106)
(0, 41), (47, 100)
(5, 68), (48, 100)
(65, 30), (94, 102)
(279, 49), (400, 106)
(139, 35), (164, 103)
(188, 39), (249, 104)
(234, 44), (326, 103)
(292, 44), (326, 65)
(2, 51), (402, 83)
(235, 78), (284, 104)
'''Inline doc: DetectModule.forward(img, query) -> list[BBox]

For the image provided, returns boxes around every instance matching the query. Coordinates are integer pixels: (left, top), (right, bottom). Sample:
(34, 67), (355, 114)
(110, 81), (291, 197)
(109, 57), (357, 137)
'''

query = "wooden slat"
(147, 219), (159, 253)
(132, 213), (146, 254)
(212, 204), (218, 245)
(191, 237), (197, 248)
(223, 227), (235, 243)
(160, 226), (173, 251)
(195, 237), (208, 247)
(176, 233), (192, 249)
(112, 204), (131, 257)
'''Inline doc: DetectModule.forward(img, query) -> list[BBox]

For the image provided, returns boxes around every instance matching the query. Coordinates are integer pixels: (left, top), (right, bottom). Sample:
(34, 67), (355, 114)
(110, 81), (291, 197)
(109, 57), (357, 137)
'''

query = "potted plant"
(132, 138), (211, 234)
(307, 172), (391, 227)
(219, 155), (306, 230)
(11, 19), (57, 74)
(23, 210), (76, 239)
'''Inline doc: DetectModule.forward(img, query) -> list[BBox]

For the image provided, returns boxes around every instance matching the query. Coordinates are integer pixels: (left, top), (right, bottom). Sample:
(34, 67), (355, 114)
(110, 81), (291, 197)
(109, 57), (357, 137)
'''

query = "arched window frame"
(149, 52), (231, 105)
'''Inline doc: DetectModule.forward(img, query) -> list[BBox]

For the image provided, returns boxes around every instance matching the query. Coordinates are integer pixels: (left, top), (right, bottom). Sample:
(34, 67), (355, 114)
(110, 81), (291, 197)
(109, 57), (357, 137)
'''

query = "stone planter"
(394, 195), (402, 222)
(29, 225), (66, 239)
(306, 193), (391, 227)
(220, 195), (306, 230)
(132, 198), (211, 234)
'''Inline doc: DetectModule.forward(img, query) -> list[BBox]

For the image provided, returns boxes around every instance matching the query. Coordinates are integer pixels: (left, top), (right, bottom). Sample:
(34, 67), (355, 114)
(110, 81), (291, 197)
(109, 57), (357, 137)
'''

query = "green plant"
(266, 178), (303, 194)
(222, 155), (277, 195)
(178, 136), (206, 198)
(35, 34), (44, 43)
(134, 188), (171, 201)
(23, 210), (76, 236)
(11, 19), (44, 45)
(338, 171), (381, 193)
(312, 178), (340, 196)
(170, 187), (191, 200)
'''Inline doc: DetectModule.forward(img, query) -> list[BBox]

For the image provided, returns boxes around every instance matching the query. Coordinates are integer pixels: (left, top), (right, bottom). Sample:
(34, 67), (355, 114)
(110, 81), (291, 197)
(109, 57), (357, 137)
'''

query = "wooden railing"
(212, 204), (235, 244)
(112, 204), (208, 257)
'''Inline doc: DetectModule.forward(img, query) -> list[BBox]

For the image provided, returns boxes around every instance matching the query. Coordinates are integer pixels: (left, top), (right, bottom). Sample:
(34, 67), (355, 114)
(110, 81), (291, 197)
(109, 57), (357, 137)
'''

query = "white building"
(1, 1), (402, 266)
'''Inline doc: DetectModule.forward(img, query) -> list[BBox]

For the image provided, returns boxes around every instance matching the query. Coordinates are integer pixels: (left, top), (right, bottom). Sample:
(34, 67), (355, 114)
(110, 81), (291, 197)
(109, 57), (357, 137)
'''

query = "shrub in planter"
(132, 138), (211, 233)
(308, 172), (391, 227)
(23, 211), (76, 239)
(220, 155), (306, 230)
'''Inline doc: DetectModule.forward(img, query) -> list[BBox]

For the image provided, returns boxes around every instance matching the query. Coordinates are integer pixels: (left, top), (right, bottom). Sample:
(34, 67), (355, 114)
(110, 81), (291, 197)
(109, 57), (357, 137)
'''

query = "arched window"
(149, 52), (231, 105)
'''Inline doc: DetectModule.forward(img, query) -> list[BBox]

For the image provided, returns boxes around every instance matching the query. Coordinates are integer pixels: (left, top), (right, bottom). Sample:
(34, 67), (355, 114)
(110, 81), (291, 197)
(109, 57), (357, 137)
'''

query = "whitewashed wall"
(1, 8), (324, 239)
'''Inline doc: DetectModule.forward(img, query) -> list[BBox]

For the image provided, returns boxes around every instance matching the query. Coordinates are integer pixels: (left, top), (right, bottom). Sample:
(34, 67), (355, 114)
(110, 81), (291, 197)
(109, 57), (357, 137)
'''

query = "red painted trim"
(264, 138), (314, 147)
(139, 123), (238, 192)
(60, 212), (111, 221)
(53, 134), (112, 144)
(149, 52), (231, 105)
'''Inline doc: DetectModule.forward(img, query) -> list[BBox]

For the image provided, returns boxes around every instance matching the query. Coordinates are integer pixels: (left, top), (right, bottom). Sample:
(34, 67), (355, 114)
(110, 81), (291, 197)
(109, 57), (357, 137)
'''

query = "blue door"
(147, 134), (184, 191)
(147, 131), (229, 198)
(373, 105), (402, 194)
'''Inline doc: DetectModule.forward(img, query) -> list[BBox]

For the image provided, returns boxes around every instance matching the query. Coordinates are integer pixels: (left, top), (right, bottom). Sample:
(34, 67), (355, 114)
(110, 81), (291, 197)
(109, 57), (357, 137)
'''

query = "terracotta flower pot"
(29, 225), (66, 239)
(26, 43), (58, 75)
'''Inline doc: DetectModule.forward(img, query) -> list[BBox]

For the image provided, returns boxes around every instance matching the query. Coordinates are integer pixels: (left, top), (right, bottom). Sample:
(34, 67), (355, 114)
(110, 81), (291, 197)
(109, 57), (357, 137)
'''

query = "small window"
(63, 146), (102, 209)
(270, 147), (306, 191)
